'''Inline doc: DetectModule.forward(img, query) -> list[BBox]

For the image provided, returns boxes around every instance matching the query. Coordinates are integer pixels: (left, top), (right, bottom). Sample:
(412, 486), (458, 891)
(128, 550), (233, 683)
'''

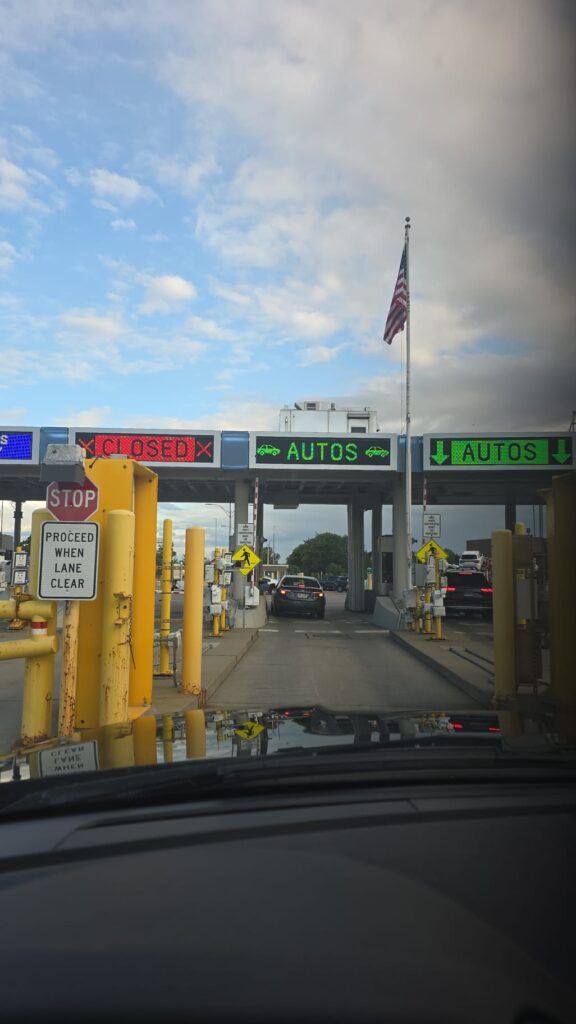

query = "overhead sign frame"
(249, 433), (398, 471)
(0, 427), (40, 465)
(423, 433), (574, 471)
(70, 428), (221, 468)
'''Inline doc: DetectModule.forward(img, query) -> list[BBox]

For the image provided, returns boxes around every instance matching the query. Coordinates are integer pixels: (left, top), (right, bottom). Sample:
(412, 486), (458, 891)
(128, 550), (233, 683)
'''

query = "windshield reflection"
(1, 705), (563, 785)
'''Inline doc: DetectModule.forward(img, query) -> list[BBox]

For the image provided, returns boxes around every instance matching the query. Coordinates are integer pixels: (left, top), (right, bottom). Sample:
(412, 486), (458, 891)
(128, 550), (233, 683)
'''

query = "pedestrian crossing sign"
(415, 538), (448, 563)
(231, 543), (261, 575)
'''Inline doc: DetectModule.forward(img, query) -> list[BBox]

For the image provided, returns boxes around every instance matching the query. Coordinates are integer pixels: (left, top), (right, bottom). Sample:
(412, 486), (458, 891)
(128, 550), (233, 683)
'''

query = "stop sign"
(46, 477), (99, 522)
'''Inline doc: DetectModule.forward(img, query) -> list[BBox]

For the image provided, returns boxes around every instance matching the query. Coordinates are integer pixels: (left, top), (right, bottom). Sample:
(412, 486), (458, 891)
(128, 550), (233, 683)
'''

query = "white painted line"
(354, 630), (389, 635)
(294, 629), (342, 634)
(259, 628), (279, 632)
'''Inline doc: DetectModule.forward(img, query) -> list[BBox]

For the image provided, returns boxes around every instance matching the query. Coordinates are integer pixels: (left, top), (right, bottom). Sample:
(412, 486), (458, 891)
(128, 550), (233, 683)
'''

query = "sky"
(1, 0), (575, 558)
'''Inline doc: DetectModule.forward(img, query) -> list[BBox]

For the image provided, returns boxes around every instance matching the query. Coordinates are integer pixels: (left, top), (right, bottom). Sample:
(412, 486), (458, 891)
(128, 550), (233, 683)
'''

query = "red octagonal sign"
(46, 477), (99, 522)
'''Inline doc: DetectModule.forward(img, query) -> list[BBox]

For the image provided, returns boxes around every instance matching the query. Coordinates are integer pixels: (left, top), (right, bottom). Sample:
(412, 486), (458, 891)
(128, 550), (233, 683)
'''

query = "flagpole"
(404, 215), (412, 588)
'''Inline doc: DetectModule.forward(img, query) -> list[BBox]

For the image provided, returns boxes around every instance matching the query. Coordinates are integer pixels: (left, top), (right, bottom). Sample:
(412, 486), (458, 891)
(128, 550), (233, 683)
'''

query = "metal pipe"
(99, 509), (135, 726)
(59, 600), (80, 736)
(158, 518), (173, 675)
(181, 527), (205, 695)
(133, 715), (157, 765)
(163, 714), (174, 763)
(130, 468), (158, 707)
(21, 509), (58, 745)
(0, 635), (57, 660)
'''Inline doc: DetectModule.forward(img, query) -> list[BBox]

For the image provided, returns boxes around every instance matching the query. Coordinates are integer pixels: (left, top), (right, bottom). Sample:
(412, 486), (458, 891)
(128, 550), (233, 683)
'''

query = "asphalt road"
(208, 592), (479, 712)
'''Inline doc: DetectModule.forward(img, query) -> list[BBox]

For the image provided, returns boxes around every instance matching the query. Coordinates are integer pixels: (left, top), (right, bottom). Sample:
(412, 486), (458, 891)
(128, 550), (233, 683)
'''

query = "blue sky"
(1, 0), (574, 555)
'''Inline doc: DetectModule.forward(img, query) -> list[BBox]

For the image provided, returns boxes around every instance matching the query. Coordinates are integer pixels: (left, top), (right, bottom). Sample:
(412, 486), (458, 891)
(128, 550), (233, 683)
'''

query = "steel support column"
(392, 476), (408, 599)
(232, 479), (250, 604)
(371, 502), (383, 596)
(346, 500), (364, 612)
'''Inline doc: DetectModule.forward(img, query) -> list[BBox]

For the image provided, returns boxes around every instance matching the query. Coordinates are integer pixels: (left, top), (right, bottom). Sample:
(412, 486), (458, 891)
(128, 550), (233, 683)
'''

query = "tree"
(444, 547), (459, 565)
(287, 533), (348, 576)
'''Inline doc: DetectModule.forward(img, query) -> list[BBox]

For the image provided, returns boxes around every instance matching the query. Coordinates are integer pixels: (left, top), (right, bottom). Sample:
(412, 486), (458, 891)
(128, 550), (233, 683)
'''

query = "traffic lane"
(209, 608), (479, 713)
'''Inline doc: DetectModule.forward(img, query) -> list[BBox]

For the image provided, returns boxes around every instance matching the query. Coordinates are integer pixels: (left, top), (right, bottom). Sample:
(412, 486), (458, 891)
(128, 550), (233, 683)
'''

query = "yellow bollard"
(163, 714), (174, 763)
(211, 547), (220, 637)
(158, 518), (173, 676)
(414, 588), (421, 633)
(59, 600), (80, 737)
(185, 709), (206, 759)
(514, 522), (527, 628)
(131, 469), (158, 707)
(492, 530), (516, 701)
(220, 585), (228, 632)
(181, 527), (205, 695)
(99, 722), (135, 771)
(99, 509), (135, 727)
(20, 509), (58, 745)
(133, 715), (157, 765)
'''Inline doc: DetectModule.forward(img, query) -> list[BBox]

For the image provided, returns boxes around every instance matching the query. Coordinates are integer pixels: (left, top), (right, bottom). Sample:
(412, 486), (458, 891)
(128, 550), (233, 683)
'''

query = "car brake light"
(445, 586), (456, 592)
(451, 722), (463, 729)
(480, 587), (492, 593)
(488, 726), (501, 732)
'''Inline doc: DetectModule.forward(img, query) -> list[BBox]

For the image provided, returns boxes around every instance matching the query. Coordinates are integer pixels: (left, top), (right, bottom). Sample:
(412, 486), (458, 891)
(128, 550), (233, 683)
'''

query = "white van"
(459, 550), (485, 571)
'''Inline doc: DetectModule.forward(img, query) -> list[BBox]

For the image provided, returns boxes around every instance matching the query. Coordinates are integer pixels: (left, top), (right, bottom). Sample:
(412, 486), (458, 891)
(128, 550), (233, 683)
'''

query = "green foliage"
(444, 547), (459, 564)
(287, 533), (348, 576)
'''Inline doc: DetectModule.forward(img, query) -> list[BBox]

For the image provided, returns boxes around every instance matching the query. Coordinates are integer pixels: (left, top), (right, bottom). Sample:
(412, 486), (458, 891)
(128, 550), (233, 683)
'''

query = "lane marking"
(259, 628), (279, 632)
(354, 630), (389, 635)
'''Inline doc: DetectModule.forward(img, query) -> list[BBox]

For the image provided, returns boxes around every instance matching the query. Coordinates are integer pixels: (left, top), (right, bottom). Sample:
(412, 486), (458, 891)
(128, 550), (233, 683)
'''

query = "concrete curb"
(204, 629), (259, 701)
(389, 630), (492, 708)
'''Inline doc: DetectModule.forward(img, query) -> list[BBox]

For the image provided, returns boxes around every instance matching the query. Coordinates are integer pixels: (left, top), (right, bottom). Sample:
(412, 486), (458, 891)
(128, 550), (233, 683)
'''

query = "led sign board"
(424, 434), (574, 471)
(250, 434), (397, 470)
(72, 430), (220, 467)
(0, 428), (39, 464)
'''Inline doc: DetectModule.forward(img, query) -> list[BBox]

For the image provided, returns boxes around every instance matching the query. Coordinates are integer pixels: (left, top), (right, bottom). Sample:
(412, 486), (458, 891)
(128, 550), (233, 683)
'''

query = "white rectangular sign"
(221, 571), (232, 586)
(237, 523), (254, 543)
(38, 521), (99, 600)
(38, 741), (99, 777)
(423, 513), (441, 538)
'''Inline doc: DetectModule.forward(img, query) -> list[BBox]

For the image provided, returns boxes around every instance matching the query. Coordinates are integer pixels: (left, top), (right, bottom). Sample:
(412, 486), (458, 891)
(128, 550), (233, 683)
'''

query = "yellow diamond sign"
(231, 543), (261, 575)
(415, 538), (448, 563)
(235, 720), (265, 741)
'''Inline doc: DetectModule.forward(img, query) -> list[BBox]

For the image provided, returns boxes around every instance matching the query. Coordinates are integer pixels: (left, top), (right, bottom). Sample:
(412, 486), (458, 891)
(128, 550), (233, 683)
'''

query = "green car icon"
(366, 446), (390, 458)
(257, 444), (281, 456)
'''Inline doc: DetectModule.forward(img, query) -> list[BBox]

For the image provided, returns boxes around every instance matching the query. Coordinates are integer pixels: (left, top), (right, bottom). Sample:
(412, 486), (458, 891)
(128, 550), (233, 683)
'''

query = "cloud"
(87, 168), (156, 204)
(0, 240), (17, 271)
(299, 344), (344, 366)
(185, 314), (235, 341)
(139, 274), (197, 314)
(0, 156), (44, 211)
(59, 310), (124, 339)
(111, 217), (136, 231)
(63, 406), (113, 427)
(0, 405), (27, 421)
(142, 152), (217, 195)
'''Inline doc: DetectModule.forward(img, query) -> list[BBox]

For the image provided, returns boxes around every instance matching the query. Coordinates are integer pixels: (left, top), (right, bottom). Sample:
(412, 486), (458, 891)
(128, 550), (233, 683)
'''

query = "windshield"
(0, 2), (573, 803)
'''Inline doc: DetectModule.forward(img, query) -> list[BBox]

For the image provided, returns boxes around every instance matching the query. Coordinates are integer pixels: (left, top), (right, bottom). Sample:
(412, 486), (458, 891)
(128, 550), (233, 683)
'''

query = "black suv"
(444, 569), (493, 619)
(320, 575), (348, 592)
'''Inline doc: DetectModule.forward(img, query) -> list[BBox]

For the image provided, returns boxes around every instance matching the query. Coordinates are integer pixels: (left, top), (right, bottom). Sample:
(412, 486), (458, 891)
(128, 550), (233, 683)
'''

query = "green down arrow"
(552, 439), (571, 464)
(431, 439), (449, 464)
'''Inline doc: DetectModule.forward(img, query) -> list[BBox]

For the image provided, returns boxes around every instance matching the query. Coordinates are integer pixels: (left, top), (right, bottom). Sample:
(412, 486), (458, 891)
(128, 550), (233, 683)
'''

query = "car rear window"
(281, 577), (320, 588)
(447, 572), (488, 589)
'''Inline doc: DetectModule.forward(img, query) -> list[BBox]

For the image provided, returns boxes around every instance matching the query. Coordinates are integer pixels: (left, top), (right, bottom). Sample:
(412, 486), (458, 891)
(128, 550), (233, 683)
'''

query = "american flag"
(383, 244), (408, 345)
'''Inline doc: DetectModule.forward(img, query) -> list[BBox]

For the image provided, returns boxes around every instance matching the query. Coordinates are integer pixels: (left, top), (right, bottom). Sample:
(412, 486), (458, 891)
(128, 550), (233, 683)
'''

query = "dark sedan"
(271, 575), (326, 619)
(444, 569), (493, 619)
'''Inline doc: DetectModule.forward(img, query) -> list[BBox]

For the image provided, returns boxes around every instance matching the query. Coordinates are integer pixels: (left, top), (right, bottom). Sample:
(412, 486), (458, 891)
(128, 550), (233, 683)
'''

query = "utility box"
(278, 402), (379, 434)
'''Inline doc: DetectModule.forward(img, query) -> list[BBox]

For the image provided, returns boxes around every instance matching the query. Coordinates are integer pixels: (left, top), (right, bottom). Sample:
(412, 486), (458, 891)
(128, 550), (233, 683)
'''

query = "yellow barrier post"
(414, 587), (421, 633)
(133, 715), (157, 765)
(158, 518), (173, 676)
(59, 600), (80, 737)
(163, 714), (174, 763)
(8, 545), (25, 630)
(131, 468), (158, 706)
(185, 709), (206, 759)
(492, 530), (516, 702)
(211, 547), (220, 638)
(181, 527), (205, 695)
(432, 555), (444, 641)
(514, 521), (527, 628)
(21, 509), (58, 744)
(99, 509), (135, 727)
